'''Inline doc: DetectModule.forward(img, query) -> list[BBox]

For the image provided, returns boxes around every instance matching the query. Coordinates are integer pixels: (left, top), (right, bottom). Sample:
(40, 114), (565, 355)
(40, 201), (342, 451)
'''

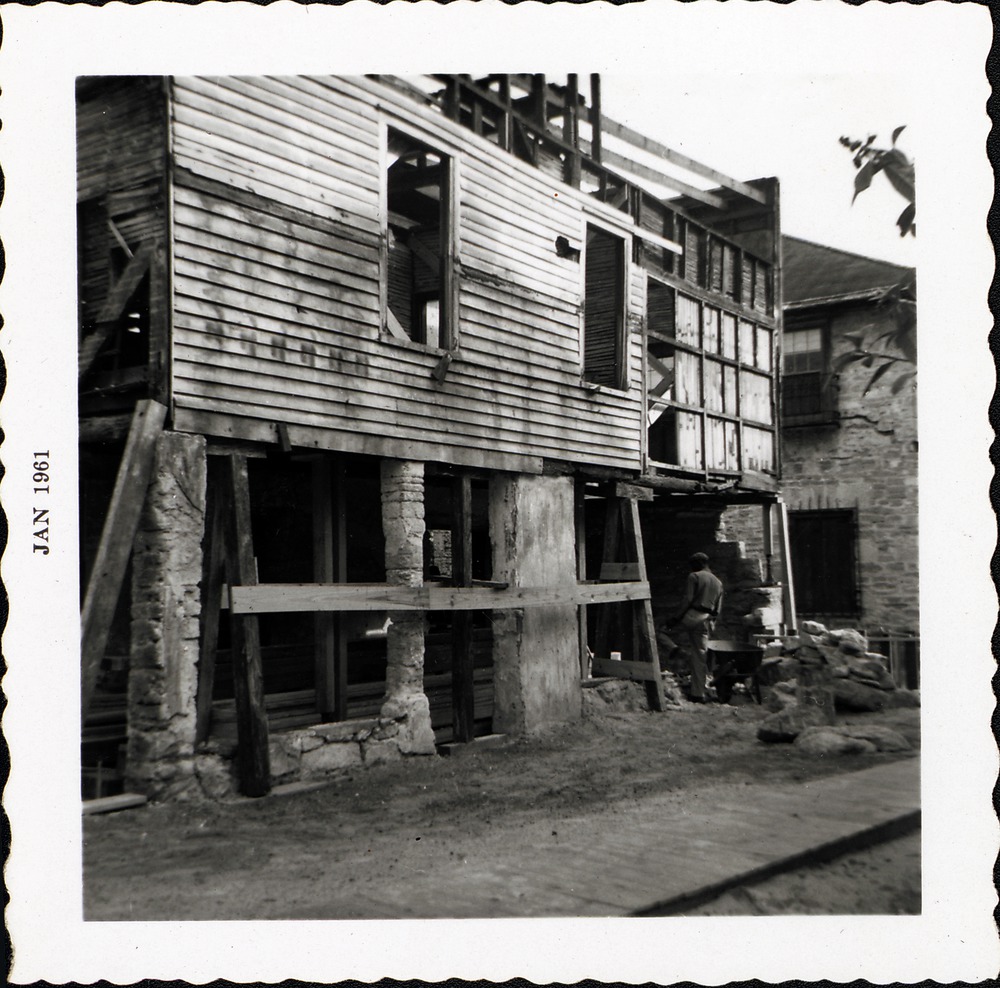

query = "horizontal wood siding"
(169, 75), (642, 472)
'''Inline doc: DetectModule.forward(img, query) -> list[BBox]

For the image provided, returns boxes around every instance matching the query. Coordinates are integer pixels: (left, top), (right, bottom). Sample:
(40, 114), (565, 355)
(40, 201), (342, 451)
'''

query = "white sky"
(1, 2), (995, 985)
(603, 70), (921, 268)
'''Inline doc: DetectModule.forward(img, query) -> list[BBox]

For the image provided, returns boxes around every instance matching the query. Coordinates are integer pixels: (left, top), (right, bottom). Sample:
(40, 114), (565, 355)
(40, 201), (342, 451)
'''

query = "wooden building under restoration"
(78, 74), (791, 800)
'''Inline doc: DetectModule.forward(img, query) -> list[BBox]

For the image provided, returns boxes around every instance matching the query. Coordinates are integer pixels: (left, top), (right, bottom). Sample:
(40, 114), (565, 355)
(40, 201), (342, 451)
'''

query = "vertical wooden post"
(81, 398), (167, 718)
(333, 456), (349, 721)
(589, 74), (602, 165)
(451, 474), (475, 742)
(563, 74), (581, 188)
(594, 496), (621, 661)
(313, 455), (337, 718)
(575, 482), (590, 679)
(531, 74), (547, 127)
(761, 500), (775, 585)
(195, 458), (226, 745)
(776, 498), (797, 634)
(222, 453), (271, 797)
(621, 498), (666, 712)
(498, 75), (513, 151)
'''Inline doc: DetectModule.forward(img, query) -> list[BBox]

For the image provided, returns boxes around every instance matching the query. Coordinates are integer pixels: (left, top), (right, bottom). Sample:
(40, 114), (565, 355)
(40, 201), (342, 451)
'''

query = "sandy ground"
(83, 689), (920, 920)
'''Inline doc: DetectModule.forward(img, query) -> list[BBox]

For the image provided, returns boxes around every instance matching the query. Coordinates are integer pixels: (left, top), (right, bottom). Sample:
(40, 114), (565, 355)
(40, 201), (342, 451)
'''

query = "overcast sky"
(602, 69), (921, 269)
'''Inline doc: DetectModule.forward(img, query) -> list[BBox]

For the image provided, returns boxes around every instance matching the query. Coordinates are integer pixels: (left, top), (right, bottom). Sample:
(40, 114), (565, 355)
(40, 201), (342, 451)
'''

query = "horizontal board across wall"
(169, 75), (645, 473)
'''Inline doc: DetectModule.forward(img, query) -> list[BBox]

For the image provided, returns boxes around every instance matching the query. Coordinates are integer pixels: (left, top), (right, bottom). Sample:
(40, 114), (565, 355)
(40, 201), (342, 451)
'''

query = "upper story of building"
(77, 74), (782, 492)
(780, 235), (915, 432)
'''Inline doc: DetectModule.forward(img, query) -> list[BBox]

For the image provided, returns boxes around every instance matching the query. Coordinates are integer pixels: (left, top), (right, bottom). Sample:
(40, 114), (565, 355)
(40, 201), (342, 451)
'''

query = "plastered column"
(378, 460), (435, 754)
(490, 474), (581, 734)
(126, 431), (206, 799)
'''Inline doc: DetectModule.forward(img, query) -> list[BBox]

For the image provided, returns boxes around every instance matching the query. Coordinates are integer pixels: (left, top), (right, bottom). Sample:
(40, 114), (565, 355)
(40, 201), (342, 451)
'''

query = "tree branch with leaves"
(834, 127), (916, 395)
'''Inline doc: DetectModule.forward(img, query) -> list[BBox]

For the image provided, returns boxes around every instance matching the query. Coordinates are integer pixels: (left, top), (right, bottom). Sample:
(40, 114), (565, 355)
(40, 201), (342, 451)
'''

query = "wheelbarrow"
(707, 640), (764, 704)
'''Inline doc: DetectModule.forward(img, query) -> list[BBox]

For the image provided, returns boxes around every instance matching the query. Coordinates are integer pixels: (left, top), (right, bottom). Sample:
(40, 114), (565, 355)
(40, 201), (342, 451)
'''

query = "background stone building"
(779, 236), (918, 683)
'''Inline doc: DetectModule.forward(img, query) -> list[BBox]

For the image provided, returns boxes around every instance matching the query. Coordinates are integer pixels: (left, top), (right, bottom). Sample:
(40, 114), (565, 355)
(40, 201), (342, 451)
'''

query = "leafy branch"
(839, 126), (915, 237)
(831, 269), (916, 395)
(833, 127), (916, 395)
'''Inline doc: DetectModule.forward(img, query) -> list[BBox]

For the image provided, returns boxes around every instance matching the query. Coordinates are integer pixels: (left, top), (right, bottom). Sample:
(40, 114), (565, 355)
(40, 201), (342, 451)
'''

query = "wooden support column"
(589, 74), (602, 165)
(531, 74), (547, 126)
(762, 501), (775, 585)
(594, 496), (621, 661)
(222, 453), (271, 797)
(498, 75), (513, 151)
(333, 457), (349, 720)
(195, 459), (226, 744)
(81, 398), (167, 718)
(621, 498), (666, 711)
(575, 483), (590, 679)
(313, 456), (338, 718)
(776, 499), (797, 635)
(451, 474), (475, 743)
(563, 74), (581, 188)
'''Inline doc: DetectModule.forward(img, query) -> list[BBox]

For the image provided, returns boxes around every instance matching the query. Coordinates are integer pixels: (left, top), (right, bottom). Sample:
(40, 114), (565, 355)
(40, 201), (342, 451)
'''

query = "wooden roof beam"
(589, 115), (767, 206)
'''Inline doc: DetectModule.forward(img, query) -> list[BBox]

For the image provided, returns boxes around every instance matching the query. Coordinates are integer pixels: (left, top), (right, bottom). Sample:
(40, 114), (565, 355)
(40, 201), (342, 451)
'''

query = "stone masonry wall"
(378, 459), (437, 755)
(490, 474), (581, 733)
(126, 431), (206, 800)
(782, 306), (919, 634)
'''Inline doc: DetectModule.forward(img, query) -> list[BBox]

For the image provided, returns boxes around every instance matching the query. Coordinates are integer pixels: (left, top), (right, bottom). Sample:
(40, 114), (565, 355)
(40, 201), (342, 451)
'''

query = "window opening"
(782, 322), (837, 422)
(583, 224), (626, 389)
(789, 509), (860, 618)
(386, 128), (451, 347)
(645, 276), (776, 475)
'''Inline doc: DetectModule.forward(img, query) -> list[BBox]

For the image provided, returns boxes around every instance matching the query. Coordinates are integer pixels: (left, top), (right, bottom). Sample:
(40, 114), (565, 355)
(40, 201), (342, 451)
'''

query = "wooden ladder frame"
(589, 489), (669, 711)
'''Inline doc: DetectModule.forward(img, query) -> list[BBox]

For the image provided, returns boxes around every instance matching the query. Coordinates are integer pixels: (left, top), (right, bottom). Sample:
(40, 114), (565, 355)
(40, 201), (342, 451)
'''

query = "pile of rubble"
(755, 620), (919, 755)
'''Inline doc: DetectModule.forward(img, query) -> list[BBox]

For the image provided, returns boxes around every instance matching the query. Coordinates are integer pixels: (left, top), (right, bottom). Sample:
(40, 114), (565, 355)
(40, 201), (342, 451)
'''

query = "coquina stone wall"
(126, 431), (206, 800)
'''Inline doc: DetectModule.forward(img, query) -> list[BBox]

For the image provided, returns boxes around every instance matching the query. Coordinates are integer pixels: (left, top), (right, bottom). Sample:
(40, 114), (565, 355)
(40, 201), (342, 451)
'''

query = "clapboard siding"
(169, 75), (645, 471)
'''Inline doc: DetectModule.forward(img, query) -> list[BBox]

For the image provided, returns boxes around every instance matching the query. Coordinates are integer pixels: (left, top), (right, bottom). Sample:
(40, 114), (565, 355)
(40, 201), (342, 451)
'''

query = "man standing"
(673, 552), (724, 703)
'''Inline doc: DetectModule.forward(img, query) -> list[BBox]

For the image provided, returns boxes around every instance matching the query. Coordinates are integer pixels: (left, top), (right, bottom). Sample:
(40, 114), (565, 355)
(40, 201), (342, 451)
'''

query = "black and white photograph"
(1, 2), (995, 984)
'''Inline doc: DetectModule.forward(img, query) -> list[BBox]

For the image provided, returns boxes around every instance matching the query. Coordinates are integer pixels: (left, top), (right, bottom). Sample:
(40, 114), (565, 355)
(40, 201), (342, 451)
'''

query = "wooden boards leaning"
(81, 399), (167, 718)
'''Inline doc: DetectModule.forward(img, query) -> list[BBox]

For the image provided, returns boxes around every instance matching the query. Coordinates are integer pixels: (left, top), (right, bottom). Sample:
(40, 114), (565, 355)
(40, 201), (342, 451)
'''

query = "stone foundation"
(125, 431), (206, 801)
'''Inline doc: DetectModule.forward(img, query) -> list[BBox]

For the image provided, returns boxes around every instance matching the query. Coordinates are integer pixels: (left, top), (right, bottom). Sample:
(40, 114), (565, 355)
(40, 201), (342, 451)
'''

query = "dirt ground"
(83, 689), (921, 920)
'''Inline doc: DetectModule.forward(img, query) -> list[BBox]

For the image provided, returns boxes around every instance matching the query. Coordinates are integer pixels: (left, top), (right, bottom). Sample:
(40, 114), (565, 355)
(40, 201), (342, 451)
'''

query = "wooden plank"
(614, 481), (654, 502)
(591, 656), (661, 683)
(221, 453), (271, 797)
(78, 243), (154, 381)
(80, 399), (167, 717)
(195, 460), (226, 745)
(575, 482), (590, 679)
(621, 496), (666, 711)
(172, 406), (550, 476)
(597, 148), (728, 211)
(451, 474), (475, 743)
(82, 793), (148, 816)
(313, 456), (338, 717)
(776, 499), (797, 634)
(594, 497), (621, 661)
(229, 580), (651, 615)
(599, 562), (641, 581)
(172, 320), (640, 438)
(599, 115), (768, 205)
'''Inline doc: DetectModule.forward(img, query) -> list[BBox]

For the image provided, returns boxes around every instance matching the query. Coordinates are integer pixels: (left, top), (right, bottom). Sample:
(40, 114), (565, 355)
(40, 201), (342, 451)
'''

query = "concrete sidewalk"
(302, 756), (920, 919)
